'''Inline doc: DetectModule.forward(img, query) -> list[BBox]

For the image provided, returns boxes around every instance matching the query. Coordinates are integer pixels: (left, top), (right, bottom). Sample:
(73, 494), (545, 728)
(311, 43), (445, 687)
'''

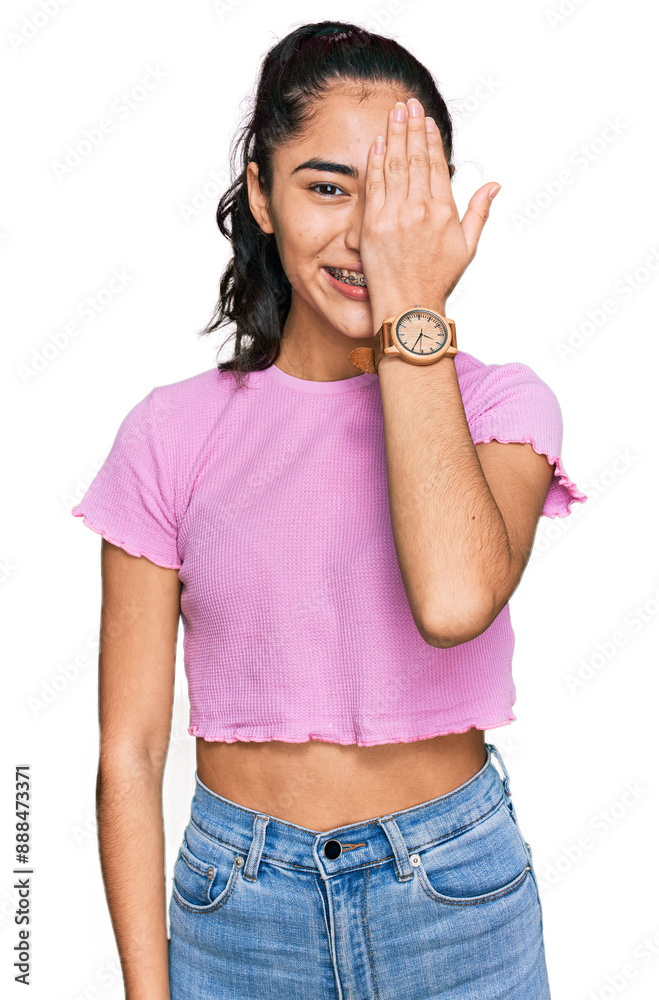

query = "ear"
(246, 161), (275, 235)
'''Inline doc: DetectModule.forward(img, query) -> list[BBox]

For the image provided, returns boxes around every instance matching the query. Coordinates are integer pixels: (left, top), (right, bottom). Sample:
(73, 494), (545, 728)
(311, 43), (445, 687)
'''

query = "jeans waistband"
(186, 742), (515, 884)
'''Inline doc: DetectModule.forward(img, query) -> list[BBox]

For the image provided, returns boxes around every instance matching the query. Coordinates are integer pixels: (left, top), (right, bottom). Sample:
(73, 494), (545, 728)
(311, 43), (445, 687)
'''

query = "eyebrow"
(291, 158), (359, 180)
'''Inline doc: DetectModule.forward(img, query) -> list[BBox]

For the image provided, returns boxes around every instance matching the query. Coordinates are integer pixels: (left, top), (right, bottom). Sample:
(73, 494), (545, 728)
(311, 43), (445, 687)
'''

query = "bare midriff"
(195, 728), (488, 833)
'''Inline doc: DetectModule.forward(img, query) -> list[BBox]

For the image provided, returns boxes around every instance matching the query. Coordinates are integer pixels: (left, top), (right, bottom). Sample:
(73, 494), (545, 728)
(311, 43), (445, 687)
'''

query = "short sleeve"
(467, 361), (588, 519)
(71, 389), (181, 568)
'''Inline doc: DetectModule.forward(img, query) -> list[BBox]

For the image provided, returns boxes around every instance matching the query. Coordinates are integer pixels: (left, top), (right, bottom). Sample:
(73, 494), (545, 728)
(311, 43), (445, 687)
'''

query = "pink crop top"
(71, 351), (588, 746)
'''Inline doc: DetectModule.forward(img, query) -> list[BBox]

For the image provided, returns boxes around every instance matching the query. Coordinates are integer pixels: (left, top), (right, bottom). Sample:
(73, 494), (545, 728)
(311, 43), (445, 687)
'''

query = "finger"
(425, 116), (452, 203)
(460, 183), (500, 259)
(363, 133), (387, 219)
(383, 101), (409, 203)
(405, 97), (430, 203)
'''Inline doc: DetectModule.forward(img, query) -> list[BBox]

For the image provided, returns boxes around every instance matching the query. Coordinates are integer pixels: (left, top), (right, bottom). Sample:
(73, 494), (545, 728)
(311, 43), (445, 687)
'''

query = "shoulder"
(110, 367), (234, 470)
(455, 350), (560, 421)
(455, 349), (551, 393)
(149, 366), (228, 420)
(140, 366), (241, 441)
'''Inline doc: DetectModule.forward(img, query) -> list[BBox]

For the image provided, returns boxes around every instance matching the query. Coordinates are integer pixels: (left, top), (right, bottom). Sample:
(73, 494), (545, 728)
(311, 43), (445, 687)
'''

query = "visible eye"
(309, 182), (348, 198)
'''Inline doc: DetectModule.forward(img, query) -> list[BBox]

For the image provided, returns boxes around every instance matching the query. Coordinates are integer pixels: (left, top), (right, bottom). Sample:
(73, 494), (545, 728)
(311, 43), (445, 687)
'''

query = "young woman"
(72, 20), (587, 1000)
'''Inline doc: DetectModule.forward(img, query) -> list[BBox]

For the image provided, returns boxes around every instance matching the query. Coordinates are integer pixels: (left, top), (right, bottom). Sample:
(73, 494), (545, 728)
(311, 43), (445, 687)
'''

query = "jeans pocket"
(413, 800), (532, 906)
(171, 832), (243, 914)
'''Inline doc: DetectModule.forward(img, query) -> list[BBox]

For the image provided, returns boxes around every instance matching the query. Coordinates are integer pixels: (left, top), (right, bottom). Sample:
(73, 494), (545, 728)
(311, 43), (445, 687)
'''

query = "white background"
(2, 0), (658, 997)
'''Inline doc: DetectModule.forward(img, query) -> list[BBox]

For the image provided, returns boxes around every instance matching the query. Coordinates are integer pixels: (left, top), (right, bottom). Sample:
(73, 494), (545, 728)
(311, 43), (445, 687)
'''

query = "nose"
(344, 198), (364, 255)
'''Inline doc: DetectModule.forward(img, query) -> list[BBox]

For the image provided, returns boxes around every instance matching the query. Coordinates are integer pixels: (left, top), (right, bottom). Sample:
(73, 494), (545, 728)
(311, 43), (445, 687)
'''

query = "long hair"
(198, 20), (456, 389)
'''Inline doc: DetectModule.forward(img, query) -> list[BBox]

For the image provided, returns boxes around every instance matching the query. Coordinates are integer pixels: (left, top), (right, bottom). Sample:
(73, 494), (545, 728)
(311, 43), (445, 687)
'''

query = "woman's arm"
(359, 100), (553, 647)
(96, 538), (181, 1000)
(377, 355), (554, 648)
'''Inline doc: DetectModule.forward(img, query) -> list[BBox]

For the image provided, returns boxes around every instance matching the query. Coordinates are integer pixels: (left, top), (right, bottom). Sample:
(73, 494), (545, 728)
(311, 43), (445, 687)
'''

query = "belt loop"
(486, 742), (512, 799)
(243, 814), (269, 882)
(378, 814), (414, 882)
(523, 838), (535, 869)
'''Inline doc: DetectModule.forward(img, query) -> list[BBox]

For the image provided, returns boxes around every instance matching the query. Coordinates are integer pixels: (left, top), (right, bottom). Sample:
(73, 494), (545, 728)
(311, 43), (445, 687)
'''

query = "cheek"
(279, 221), (327, 279)
(272, 194), (336, 286)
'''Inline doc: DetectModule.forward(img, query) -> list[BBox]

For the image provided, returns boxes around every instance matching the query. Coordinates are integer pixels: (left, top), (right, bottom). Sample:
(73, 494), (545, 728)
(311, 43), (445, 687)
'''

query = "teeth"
(328, 266), (367, 286)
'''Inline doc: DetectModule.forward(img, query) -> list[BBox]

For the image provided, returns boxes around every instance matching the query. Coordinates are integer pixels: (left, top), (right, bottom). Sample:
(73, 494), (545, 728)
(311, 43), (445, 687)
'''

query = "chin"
(338, 325), (374, 343)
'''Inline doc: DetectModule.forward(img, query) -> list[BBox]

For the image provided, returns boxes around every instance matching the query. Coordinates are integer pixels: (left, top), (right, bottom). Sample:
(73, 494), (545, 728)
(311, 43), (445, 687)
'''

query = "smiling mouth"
(326, 267), (367, 287)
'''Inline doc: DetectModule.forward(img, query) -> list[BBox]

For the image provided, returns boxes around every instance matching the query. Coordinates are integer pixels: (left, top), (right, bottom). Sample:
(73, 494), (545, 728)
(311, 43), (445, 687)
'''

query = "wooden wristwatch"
(348, 306), (458, 374)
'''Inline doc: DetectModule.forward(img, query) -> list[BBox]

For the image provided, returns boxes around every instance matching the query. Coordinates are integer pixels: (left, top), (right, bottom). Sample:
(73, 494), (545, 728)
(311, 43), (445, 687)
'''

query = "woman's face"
(247, 81), (414, 352)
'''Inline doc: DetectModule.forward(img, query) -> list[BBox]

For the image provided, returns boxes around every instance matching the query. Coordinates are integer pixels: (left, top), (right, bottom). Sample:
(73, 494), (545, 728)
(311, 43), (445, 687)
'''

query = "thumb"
(461, 183), (501, 259)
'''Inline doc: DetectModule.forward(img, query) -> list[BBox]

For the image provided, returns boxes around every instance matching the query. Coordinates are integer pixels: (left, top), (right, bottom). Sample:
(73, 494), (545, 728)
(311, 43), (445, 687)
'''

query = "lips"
(322, 266), (369, 300)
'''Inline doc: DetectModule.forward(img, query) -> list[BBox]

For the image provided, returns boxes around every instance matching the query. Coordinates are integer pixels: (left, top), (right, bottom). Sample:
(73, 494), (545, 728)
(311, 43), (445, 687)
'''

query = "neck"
(276, 296), (373, 382)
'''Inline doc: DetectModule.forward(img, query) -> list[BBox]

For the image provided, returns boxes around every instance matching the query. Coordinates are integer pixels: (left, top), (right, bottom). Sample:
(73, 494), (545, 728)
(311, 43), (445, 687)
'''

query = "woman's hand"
(360, 96), (501, 333)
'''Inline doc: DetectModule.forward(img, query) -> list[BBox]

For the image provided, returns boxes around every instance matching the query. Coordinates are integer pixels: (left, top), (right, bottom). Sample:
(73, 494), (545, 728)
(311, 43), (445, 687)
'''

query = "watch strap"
(346, 347), (378, 375)
(348, 315), (458, 374)
(348, 320), (391, 375)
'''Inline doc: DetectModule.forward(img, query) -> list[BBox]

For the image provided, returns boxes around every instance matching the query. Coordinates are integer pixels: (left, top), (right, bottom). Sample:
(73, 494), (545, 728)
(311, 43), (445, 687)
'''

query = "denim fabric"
(168, 742), (551, 999)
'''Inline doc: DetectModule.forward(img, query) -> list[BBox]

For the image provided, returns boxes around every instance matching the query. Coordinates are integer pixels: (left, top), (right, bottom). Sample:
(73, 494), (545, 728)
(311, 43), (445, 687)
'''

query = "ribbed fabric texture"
(71, 350), (587, 746)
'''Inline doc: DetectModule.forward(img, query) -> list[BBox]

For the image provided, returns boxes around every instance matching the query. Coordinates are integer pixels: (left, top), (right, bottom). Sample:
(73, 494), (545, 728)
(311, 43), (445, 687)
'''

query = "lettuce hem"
(187, 714), (517, 746)
(472, 434), (588, 519)
(71, 510), (181, 570)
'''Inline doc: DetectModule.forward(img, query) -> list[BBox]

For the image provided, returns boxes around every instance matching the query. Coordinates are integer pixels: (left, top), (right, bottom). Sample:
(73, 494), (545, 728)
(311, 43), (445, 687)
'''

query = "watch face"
(394, 310), (449, 358)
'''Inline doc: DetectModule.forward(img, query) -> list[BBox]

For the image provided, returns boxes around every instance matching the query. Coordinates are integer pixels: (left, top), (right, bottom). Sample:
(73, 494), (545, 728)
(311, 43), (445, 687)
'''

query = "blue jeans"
(168, 742), (551, 998)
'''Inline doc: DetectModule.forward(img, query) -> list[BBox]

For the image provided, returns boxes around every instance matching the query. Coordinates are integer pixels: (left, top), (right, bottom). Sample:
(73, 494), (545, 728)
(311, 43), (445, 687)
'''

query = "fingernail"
(488, 184), (502, 200)
(393, 102), (407, 121)
(407, 98), (422, 117)
(425, 116), (436, 132)
(374, 135), (385, 154)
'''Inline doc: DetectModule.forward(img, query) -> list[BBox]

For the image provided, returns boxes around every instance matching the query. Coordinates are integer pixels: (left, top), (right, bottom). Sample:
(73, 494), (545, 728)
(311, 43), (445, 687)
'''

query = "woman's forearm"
(377, 350), (511, 648)
(96, 756), (171, 1000)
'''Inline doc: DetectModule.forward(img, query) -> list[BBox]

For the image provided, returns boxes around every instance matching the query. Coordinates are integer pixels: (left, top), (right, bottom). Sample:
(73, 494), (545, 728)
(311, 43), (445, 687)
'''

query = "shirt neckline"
(263, 362), (380, 394)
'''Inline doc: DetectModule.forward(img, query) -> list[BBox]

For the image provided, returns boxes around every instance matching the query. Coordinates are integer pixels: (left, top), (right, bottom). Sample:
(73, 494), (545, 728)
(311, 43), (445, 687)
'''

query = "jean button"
(323, 839), (342, 860)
